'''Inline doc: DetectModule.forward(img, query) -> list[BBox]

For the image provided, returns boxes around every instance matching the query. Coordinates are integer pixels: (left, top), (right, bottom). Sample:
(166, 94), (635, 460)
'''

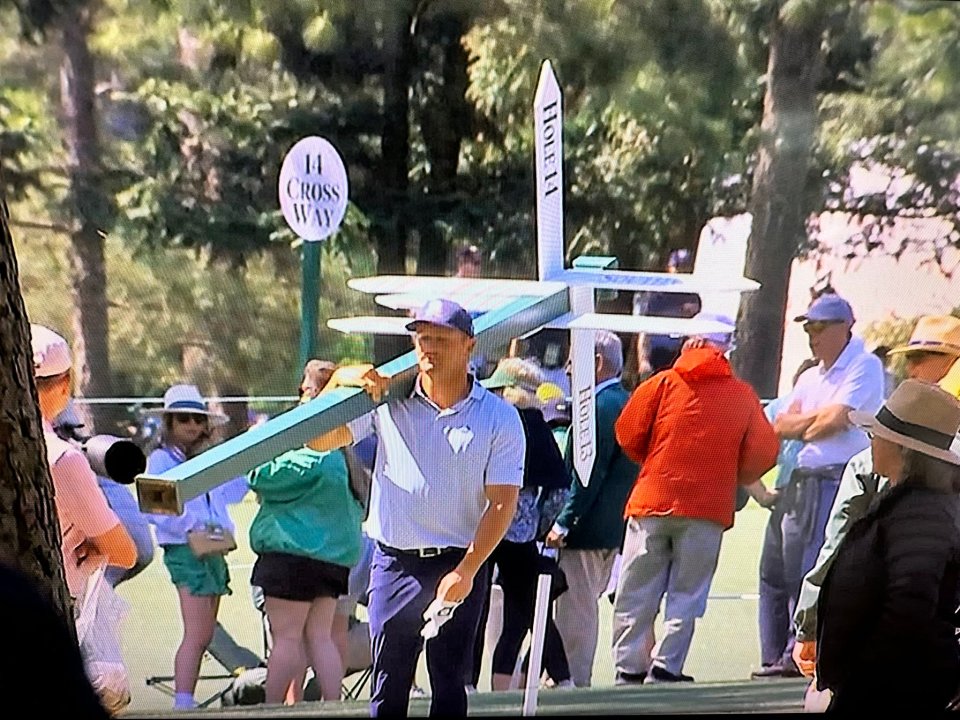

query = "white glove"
(420, 597), (462, 639)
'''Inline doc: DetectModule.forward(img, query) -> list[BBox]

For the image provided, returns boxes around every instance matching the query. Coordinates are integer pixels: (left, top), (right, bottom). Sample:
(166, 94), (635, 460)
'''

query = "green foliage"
(13, 197), (374, 397)
(0, 9), (65, 202)
(7, 0), (960, 403)
(460, 0), (759, 271)
(817, 1), (960, 268)
(0, 93), (46, 200)
(114, 70), (374, 266)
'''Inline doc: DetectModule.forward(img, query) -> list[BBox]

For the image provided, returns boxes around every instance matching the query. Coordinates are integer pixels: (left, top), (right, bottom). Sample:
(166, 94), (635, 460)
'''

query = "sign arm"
(135, 291), (570, 515)
(569, 286), (597, 486)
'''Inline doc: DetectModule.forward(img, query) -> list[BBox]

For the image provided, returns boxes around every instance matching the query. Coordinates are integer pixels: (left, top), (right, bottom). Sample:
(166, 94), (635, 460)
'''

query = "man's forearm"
(774, 412), (815, 440)
(457, 495), (517, 577)
(306, 425), (352, 452)
(800, 405), (852, 442)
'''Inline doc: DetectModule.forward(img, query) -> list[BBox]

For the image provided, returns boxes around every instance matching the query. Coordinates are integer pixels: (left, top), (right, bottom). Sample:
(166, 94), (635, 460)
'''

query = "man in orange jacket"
(610, 341), (779, 684)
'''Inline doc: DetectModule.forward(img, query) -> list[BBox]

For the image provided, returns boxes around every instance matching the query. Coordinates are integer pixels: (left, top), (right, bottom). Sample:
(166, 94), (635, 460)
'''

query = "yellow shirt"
(938, 358), (960, 398)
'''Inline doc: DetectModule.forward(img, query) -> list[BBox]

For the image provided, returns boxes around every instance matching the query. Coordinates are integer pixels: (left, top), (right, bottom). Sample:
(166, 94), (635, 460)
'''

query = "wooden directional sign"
(559, 268), (759, 294)
(135, 57), (762, 514)
(533, 60), (597, 485)
(545, 312), (736, 335)
(136, 290), (570, 515)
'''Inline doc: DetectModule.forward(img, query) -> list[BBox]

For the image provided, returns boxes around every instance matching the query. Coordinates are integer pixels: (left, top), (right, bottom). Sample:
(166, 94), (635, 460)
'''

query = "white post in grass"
(522, 574), (553, 716)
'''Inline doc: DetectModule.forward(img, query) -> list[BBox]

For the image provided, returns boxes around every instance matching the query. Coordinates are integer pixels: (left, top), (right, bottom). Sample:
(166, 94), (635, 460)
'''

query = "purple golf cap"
(794, 293), (855, 324)
(405, 298), (475, 338)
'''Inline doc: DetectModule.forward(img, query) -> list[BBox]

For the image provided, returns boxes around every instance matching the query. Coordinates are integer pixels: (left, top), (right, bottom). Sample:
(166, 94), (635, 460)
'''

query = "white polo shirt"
(784, 336), (885, 470)
(347, 376), (525, 550)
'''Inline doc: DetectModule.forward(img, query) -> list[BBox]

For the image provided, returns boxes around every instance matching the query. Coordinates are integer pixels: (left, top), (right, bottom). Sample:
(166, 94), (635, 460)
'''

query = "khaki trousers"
(554, 548), (618, 687)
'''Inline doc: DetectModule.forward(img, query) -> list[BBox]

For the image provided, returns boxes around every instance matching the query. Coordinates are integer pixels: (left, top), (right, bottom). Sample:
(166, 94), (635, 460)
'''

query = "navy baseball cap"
(794, 293), (855, 324)
(405, 298), (475, 338)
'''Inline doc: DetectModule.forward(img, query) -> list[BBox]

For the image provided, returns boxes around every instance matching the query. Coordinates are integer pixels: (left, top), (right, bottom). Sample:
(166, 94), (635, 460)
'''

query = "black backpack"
(221, 667), (267, 706)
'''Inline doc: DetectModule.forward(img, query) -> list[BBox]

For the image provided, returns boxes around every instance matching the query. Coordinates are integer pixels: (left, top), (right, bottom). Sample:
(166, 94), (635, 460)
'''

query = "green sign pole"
(299, 241), (321, 370)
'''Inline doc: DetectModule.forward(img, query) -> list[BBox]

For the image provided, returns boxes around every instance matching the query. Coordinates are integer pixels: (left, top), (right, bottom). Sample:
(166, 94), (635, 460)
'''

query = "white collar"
(412, 374), (482, 415)
(820, 336), (865, 374)
(596, 376), (622, 393)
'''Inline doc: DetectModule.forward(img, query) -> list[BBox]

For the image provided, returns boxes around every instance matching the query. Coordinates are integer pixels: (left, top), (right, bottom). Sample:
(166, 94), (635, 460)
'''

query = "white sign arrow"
(569, 286), (597, 486)
(534, 60), (564, 282)
(533, 60), (596, 484)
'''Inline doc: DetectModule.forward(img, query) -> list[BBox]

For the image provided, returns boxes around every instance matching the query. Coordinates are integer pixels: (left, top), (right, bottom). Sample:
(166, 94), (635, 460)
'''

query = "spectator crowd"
(14, 280), (960, 716)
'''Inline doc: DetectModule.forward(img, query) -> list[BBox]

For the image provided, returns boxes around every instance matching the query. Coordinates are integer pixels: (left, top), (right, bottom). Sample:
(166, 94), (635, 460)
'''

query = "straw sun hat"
(849, 379), (960, 465)
(146, 384), (228, 426)
(886, 315), (960, 358)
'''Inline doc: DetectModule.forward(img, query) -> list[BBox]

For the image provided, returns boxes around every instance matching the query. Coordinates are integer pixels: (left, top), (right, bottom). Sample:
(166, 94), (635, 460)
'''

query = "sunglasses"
(803, 320), (843, 335)
(172, 413), (207, 425)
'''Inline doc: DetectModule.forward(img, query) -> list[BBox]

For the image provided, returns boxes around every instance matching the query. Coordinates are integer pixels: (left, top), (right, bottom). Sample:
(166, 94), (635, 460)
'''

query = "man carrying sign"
(309, 299), (524, 717)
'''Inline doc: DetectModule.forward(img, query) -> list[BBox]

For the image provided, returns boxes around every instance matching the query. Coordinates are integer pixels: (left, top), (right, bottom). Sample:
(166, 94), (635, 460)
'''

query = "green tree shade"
(817, 1), (960, 272)
(7, 0), (960, 408)
(14, 202), (374, 402)
(459, 0), (757, 273)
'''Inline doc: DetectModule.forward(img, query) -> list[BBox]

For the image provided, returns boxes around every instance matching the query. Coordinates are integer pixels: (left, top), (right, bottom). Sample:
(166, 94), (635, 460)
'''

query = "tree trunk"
(0, 184), (75, 631)
(417, 15), (470, 276)
(61, 1), (114, 433)
(733, 9), (824, 398)
(373, 1), (415, 364)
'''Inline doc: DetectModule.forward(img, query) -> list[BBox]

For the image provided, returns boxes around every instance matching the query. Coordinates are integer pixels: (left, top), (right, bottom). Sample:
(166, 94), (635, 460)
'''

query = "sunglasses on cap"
(172, 412), (207, 425)
(803, 320), (844, 335)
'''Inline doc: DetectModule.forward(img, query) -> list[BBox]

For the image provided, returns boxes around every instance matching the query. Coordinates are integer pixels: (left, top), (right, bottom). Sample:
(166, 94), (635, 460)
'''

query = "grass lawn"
(117, 492), (775, 713)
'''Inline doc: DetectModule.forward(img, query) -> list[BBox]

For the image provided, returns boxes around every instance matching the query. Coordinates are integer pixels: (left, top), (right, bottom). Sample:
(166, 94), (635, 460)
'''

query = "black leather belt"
(377, 542), (463, 559)
(793, 463), (847, 480)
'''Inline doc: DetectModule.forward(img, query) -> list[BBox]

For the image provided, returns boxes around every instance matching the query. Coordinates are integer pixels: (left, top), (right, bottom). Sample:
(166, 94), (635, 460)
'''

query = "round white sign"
(278, 136), (349, 242)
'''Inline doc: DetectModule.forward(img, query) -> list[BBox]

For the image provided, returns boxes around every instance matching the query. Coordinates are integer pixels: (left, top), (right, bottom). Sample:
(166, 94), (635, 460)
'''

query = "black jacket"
(0, 563), (109, 719)
(517, 407), (570, 491)
(817, 478), (960, 712)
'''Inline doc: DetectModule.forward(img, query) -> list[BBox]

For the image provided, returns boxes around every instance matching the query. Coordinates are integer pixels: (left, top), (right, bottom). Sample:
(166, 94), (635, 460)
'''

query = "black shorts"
(251, 552), (349, 603)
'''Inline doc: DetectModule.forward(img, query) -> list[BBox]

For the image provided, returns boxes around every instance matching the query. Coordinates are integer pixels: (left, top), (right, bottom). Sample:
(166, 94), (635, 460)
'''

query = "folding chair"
(145, 621), (265, 708)
(341, 616), (373, 701)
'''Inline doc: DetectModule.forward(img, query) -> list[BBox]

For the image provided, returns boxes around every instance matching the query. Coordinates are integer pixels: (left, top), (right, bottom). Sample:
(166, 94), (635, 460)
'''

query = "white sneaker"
(465, 684), (477, 695)
(555, 679), (576, 690)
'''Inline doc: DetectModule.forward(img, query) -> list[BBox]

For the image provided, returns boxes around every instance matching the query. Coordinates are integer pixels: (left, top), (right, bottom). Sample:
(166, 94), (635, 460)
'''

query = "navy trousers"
(367, 543), (490, 717)
(758, 466), (842, 668)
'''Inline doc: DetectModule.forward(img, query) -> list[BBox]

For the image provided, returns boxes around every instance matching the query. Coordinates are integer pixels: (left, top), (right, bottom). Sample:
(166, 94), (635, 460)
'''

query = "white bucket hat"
(147, 384), (228, 426)
(30, 324), (72, 378)
(849, 379), (960, 465)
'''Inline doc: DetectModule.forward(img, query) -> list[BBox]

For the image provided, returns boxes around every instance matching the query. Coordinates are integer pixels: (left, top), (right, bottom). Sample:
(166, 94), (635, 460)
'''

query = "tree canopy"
(3, 0), (960, 399)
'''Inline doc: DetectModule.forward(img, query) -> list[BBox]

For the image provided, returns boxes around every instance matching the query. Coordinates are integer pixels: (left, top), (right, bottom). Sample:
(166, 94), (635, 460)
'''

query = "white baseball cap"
(30, 324), (72, 378)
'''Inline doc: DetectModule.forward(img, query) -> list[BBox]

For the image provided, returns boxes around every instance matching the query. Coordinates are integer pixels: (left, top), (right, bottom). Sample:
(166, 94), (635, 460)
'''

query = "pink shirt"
(45, 426), (122, 597)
